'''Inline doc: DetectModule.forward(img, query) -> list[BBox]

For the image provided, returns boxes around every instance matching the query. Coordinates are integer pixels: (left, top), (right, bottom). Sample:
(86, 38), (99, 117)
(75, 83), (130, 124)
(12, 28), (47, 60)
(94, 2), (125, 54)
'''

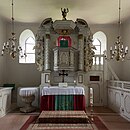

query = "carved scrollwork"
(84, 34), (96, 71)
(40, 18), (53, 27)
(76, 18), (88, 26)
(34, 35), (44, 71)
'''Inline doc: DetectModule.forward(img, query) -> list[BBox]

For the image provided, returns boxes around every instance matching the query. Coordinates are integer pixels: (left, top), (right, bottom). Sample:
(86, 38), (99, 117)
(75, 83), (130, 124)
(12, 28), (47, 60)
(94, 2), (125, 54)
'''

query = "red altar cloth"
(40, 95), (86, 112)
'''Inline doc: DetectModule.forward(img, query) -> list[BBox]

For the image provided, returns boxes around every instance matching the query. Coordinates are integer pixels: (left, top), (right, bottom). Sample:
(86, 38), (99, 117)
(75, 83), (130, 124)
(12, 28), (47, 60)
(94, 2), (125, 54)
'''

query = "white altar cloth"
(42, 86), (85, 96)
(19, 87), (38, 96)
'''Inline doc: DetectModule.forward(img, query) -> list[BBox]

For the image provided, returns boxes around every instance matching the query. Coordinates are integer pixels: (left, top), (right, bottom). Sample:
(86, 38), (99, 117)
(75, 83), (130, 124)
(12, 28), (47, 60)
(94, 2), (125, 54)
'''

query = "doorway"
(88, 71), (103, 106)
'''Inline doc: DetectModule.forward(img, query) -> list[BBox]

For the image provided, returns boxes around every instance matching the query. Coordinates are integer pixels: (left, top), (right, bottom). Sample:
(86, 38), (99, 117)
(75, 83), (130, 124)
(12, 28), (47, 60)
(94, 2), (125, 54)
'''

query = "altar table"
(40, 86), (86, 112)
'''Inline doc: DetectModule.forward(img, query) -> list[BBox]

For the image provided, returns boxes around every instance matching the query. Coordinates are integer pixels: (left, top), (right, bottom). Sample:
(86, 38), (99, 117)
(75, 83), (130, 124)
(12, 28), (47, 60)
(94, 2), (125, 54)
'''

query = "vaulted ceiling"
(0, 0), (130, 24)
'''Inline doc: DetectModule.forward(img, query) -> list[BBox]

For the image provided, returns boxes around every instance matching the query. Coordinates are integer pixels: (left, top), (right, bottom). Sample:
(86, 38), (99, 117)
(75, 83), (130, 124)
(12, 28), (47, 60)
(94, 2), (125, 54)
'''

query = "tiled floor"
(0, 106), (129, 130)
(99, 114), (130, 130)
(87, 106), (130, 130)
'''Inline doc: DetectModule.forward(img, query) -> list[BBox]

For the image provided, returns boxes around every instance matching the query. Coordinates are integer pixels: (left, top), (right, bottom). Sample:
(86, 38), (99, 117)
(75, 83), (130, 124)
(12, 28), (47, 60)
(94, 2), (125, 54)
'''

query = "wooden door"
(88, 71), (103, 106)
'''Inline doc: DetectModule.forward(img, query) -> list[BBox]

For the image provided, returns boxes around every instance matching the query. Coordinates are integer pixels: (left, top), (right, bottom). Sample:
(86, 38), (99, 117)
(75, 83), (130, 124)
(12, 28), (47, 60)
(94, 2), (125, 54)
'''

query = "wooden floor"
(0, 106), (130, 130)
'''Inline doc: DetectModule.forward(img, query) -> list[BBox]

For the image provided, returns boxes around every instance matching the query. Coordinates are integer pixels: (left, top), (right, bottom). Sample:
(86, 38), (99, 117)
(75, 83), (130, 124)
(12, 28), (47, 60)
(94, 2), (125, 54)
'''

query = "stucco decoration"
(40, 18), (53, 27)
(84, 34), (96, 71)
(34, 34), (44, 71)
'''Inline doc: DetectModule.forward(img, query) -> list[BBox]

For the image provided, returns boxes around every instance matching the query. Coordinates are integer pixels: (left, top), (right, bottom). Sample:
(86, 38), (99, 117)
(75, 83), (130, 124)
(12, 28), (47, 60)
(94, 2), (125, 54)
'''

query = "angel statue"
(61, 8), (69, 20)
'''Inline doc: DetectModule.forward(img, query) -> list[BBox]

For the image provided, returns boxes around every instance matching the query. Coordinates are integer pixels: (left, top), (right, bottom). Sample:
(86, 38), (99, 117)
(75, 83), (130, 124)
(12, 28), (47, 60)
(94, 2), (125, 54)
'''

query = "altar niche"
(59, 70), (68, 82)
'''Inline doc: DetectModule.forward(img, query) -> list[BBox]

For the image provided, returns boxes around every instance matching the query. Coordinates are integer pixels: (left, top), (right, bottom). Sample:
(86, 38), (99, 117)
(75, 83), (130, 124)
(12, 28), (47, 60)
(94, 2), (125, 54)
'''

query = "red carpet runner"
(20, 116), (38, 130)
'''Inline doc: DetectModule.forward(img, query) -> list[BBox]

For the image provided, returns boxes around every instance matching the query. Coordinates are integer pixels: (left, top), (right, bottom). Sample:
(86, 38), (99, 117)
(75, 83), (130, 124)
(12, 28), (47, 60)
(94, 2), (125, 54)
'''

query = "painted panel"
(115, 91), (121, 112)
(124, 95), (130, 115)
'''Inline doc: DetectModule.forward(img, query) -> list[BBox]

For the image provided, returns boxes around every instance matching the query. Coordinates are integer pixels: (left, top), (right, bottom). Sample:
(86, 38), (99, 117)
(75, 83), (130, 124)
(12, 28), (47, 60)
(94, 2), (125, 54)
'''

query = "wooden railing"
(107, 63), (119, 80)
(108, 80), (130, 121)
(92, 54), (119, 80)
(92, 55), (104, 70)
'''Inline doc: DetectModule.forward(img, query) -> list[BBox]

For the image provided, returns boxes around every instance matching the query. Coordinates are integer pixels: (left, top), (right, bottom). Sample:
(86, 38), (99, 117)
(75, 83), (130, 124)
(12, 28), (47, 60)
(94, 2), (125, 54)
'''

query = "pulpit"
(40, 86), (86, 112)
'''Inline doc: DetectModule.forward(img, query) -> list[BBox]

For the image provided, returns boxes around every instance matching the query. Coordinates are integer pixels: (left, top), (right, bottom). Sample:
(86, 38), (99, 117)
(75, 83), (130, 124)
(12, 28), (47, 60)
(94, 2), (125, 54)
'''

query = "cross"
(59, 70), (68, 82)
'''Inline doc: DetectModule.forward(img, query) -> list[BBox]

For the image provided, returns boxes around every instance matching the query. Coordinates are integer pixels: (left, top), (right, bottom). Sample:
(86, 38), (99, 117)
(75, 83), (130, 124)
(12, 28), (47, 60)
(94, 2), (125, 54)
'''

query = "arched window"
(19, 29), (35, 63)
(93, 31), (107, 65)
(93, 38), (101, 55)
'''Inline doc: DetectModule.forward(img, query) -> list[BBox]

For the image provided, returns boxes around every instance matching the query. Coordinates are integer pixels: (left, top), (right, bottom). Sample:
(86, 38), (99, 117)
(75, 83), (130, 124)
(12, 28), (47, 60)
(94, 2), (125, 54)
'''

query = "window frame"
(19, 29), (36, 64)
(93, 38), (101, 55)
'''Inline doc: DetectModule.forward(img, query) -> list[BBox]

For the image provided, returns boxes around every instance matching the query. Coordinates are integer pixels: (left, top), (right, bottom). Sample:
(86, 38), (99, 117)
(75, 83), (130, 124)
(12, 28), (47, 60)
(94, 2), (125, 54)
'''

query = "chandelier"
(106, 0), (128, 61)
(1, 0), (23, 59)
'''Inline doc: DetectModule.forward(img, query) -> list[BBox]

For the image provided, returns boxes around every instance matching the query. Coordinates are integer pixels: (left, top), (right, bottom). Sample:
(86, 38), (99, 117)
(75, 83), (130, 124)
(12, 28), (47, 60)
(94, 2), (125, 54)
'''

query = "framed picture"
(45, 74), (49, 83)
(78, 75), (83, 83)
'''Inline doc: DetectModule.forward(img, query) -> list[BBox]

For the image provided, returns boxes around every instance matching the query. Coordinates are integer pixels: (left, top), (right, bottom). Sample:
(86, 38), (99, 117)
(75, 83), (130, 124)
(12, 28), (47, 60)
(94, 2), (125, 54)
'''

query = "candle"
(125, 46), (128, 54)
(1, 51), (4, 55)
(48, 80), (50, 83)
(121, 45), (123, 49)
(14, 47), (16, 51)
(125, 46), (128, 51)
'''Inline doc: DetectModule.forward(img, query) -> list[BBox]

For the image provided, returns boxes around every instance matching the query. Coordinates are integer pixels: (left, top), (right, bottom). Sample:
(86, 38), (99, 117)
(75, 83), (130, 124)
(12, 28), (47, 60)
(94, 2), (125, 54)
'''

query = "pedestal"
(19, 87), (38, 113)
(20, 95), (36, 113)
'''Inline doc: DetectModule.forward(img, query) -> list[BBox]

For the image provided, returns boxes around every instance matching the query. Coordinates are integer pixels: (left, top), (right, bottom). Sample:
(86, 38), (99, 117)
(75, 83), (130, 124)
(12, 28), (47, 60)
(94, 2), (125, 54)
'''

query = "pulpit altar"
(40, 86), (86, 112)
(35, 8), (94, 108)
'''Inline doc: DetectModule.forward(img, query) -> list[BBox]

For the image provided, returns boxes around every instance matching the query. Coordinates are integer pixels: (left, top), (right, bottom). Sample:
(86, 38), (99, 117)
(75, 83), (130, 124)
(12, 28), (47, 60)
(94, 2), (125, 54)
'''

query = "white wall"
(5, 22), (41, 87)
(4, 20), (129, 87)
(90, 24), (123, 79)
(122, 19), (130, 81)
(0, 17), (7, 85)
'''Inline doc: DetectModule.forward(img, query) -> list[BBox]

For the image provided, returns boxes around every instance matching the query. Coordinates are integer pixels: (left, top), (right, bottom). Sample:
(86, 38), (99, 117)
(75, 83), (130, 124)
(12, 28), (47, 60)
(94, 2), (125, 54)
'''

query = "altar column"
(78, 34), (84, 71)
(44, 34), (51, 71)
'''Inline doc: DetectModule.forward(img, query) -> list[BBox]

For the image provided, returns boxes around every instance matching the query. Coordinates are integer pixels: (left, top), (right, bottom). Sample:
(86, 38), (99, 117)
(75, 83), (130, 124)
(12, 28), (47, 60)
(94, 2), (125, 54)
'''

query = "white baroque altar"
(35, 10), (95, 107)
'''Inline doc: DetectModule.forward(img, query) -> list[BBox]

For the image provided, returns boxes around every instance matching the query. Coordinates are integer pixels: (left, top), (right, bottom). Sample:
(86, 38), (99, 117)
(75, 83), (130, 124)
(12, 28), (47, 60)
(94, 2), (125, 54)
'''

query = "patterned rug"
(20, 111), (108, 130)
(32, 123), (93, 130)
(38, 111), (89, 124)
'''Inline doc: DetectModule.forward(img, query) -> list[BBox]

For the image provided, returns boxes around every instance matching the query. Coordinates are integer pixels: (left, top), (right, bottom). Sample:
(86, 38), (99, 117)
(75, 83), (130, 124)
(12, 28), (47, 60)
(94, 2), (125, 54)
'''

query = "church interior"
(0, 0), (130, 129)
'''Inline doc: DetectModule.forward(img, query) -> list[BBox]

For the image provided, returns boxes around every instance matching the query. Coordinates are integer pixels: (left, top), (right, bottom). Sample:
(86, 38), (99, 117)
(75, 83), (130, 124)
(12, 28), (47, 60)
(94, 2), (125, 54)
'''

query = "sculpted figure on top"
(61, 8), (69, 20)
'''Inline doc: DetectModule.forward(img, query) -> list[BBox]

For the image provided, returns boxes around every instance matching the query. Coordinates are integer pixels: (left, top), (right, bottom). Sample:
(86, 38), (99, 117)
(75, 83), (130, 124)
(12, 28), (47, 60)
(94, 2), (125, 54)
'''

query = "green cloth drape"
(60, 40), (68, 47)
(55, 95), (74, 110)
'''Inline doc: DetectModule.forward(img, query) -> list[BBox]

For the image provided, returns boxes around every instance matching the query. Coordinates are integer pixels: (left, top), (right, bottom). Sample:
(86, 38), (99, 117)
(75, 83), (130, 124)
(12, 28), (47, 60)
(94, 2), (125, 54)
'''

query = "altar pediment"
(53, 20), (76, 34)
